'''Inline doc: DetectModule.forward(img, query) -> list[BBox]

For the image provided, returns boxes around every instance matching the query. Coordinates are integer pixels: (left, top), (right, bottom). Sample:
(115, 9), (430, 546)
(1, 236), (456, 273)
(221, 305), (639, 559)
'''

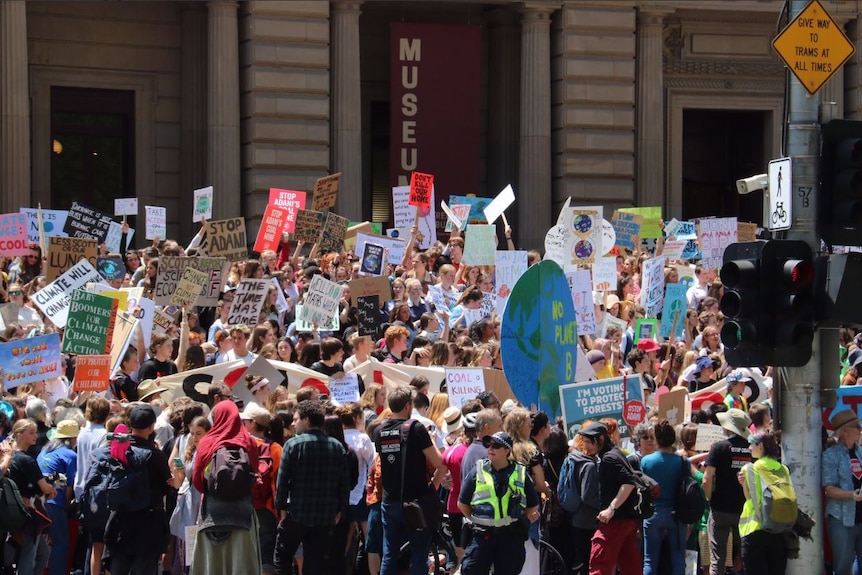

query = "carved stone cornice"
(665, 76), (784, 93)
(663, 58), (784, 77)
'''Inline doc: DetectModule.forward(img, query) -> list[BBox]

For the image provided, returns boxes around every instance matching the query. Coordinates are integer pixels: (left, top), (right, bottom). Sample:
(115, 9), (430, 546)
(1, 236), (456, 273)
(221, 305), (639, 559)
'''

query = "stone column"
(182, 4), (207, 239)
(0, 1), (31, 213)
(518, 3), (558, 250)
(207, 1), (241, 219)
(487, 7), (520, 200)
(636, 8), (671, 209)
(331, 1), (363, 220)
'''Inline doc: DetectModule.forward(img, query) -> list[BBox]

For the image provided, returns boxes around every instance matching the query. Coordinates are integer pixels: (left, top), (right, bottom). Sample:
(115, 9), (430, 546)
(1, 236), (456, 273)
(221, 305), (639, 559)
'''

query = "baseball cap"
(637, 338), (661, 353)
(577, 422), (608, 439)
(694, 356), (716, 374)
(726, 368), (752, 386)
(481, 431), (513, 451)
(129, 405), (158, 429)
(240, 404), (272, 427)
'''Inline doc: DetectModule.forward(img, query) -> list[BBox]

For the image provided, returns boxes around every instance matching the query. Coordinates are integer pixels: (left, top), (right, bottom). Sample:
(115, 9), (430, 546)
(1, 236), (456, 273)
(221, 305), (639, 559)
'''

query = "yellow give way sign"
(772, 0), (855, 95)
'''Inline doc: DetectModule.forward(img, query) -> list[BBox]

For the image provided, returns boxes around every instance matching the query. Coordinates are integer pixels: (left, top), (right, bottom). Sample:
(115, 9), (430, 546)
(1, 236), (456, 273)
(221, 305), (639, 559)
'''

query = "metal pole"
(783, 1), (825, 572)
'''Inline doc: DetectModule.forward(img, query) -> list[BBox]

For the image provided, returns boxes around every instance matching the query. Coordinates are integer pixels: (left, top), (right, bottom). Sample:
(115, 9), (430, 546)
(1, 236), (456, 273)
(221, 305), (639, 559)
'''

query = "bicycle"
(397, 513), (457, 575)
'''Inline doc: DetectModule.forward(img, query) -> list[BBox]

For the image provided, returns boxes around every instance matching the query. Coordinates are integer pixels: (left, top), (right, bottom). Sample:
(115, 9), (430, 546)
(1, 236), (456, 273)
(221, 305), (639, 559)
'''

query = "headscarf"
(192, 400), (259, 493)
(110, 424), (131, 465)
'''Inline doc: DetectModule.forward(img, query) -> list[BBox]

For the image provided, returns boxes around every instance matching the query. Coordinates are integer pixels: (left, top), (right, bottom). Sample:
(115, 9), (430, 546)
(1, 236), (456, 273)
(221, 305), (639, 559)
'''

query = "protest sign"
(574, 346), (595, 383)
(737, 221), (757, 243)
(31, 260), (104, 328)
(226, 279), (269, 326)
(207, 218), (247, 261)
(462, 224), (496, 265)
(661, 239), (687, 260)
(74, 355), (111, 392)
(619, 206), (662, 238)
(96, 257), (126, 283)
(480, 292), (496, 320)
(193, 186), (213, 222)
(543, 224), (567, 267)
(64, 202), (112, 242)
(601, 314), (628, 339)
(330, 373), (361, 405)
(441, 201), (470, 232)
(601, 220), (616, 255)
(154, 256), (226, 306)
(152, 308), (175, 336)
(494, 250), (527, 315)
(393, 185), (436, 249)
(611, 210), (642, 251)
(349, 275), (391, 308)
(344, 221), (376, 251)
(0, 212), (29, 257)
(108, 309), (137, 378)
(62, 290), (118, 356)
(483, 185), (515, 224)
(271, 277), (289, 315)
(640, 255), (666, 318)
(559, 375), (645, 438)
(144, 206), (166, 240)
(563, 206), (603, 265)
(171, 268), (209, 308)
(427, 284), (452, 313)
(311, 173), (341, 212)
(634, 318), (658, 342)
(320, 212), (349, 253)
(667, 219), (697, 240)
(356, 294), (383, 340)
(354, 232), (404, 266)
(46, 237), (98, 282)
(92, 286), (127, 310)
(294, 209), (325, 244)
(699, 217), (737, 270)
(114, 198), (138, 217)
(105, 221), (134, 255)
(657, 387), (689, 425)
(21, 207), (67, 243)
(294, 304), (340, 332)
(409, 172), (434, 209)
(448, 195), (491, 225)
(253, 204), (288, 253)
(446, 367), (485, 407)
(660, 283), (687, 339)
(299, 274), (343, 327)
(694, 423), (727, 452)
(360, 243), (385, 276)
(268, 188), (306, 233)
(0, 334), (62, 389)
(592, 255), (617, 292)
(566, 270), (596, 336)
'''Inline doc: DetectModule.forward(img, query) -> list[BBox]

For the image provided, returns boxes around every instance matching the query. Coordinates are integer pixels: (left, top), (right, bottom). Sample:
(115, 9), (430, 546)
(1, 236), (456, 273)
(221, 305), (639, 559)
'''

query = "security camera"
(736, 174), (768, 195)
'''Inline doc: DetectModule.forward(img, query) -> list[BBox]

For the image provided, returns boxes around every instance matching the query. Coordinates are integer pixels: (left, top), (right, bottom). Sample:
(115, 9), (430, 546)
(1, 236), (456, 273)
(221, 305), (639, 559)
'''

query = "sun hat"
(442, 406), (464, 434)
(53, 420), (80, 440)
(726, 369), (752, 386)
(831, 409), (861, 434)
(716, 408), (752, 438)
(694, 356), (716, 374)
(137, 379), (168, 401)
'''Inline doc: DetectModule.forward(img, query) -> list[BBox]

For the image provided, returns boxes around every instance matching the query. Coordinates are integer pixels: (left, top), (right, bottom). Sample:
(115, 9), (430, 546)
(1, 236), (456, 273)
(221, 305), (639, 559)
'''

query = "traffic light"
(820, 119), (862, 246)
(720, 242), (765, 367)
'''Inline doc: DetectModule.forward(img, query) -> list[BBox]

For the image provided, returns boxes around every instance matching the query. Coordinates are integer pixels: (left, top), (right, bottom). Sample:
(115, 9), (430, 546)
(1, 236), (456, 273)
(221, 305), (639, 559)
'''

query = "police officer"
(457, 431), (540, 575)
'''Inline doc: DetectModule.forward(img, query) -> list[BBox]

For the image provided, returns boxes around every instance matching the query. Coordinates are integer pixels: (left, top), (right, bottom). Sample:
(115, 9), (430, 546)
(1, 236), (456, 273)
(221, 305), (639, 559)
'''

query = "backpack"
(250, 442), (274, 509)
(206, 446), (254, 500)
(0, 476), (31, 532)
(557, 454), (583, 514)
(80, 452), (113, 528)
(746, 461), (797, 533)
(620, 450), (659, 520)
(674, 456), (706, 524)
(106, 446), (153, 513)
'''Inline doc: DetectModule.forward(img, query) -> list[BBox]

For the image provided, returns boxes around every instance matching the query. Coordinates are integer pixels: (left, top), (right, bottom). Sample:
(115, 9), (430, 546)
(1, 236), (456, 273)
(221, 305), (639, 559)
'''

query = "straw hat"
(831, 409), (861, 434)
(137, 379), (168, 401)
(53, 420), (80, 440)
(442, 406), (463, 434)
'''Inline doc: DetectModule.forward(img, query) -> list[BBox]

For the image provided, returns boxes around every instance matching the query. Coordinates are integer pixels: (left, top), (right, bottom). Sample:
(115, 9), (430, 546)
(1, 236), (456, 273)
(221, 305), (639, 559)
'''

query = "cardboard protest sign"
(108, 309), (138, 377)
(634, 318), (658, 342)
(737, 222), (757, 243)
(448, 195), (490, 225)
(294, 303), (340, 331)
(329, 373), (361, 405)
(356, 295), (383, 340)
(154, 256), (226, 306)
(441, 201), (470, 232)
(206, 218), (247, 262)
(564, 206), (603, 265)
(64, 202), (112, 242)
(144, 206), (166, 240)
(226, 279), (269, 326)
(344, 221), (375, 251)
(462, 224), (496, 265)
(152, 308), (175, 336)
(666, 219), (698, 240)
(559, 375), (645, 438)
(574, 346), (595, 383)
(657, 387), (689, 426)
(566, 270), (596, 336)
(354, 232), (404, 266)
(0, 334), (62, 389)
(349, 275), (391, 308)
(105, 220), (134, 255)
(20, 207), (66, 244)
(611, 210), (642, 251)
(360, 243), (385, 276)
(193, 186), (213, 222)
(171, 267), (209, 308)
(619, 206), (662, 238)
(393, 185), (436, 249)
(96, 257), (126, 283)
(74, 355), (112, 392)
(268, 188), (306, 233)
(699, 217), (737, 270)
(445, 367), (485, 407)
(661, 239), (687, 260)
(253, 204), (288, 254)
(299, 274), (343, 327)
(494, 250), (528, 315)
(311, 173), (341, 212)
(592, 256), (617, 292)
(62, 290), (118, 356)
(694, 423), (729, 452)
(32, 259), (104, 328)
(0, 212), (29, 257)
(114, 198), (138, 217)
(320, 212), (349, 253)
(409, 172), (434, 209)
(46, 237), (98, 282)
(501, 260), (578, 417)
(293, 209), (325, 244)
(601, 220), (616, 256)
(480, 292), (496, 320)
(543, 224), (567, 267)
(483, 185), (515, 224)
(92, 285), (127, 311)
(640, 255), (666, 319)
(660, 283), (687, 339)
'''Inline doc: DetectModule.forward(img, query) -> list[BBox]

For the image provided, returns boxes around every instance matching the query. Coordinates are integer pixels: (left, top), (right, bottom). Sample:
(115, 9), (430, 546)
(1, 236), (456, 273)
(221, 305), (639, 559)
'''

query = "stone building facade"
(0, 0), (858, 249)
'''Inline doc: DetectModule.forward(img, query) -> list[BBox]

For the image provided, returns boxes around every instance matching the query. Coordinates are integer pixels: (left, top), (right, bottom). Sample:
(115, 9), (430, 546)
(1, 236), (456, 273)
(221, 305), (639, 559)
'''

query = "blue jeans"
(828, 515), (862, 575)
(380, 499), (432, 575)
(46, 503), (70, 575)
(643, 507), (685, 575)
(17, 515), (50, 575)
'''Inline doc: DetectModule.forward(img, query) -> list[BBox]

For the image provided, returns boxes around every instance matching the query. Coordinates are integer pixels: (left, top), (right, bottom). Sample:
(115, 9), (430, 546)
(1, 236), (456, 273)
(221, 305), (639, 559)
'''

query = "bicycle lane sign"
(768, 157), (792, 231)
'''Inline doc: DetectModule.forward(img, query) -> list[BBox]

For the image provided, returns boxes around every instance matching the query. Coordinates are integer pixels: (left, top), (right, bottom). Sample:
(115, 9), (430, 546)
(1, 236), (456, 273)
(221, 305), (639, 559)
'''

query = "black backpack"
(619, 449), (659, 520)
(0, 476), (31, 532)
(106, 446), (153, 513)
(206, 446), (254, 500)
(80, 449), (113, 528)
(674, 456), (706, 524)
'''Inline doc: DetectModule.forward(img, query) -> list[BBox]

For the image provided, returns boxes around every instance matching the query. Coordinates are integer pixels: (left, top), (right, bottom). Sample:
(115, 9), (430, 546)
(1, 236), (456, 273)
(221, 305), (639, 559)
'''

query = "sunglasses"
(8, 290), (22, 296)
(26, 255), (38, 260)
(481, 439), (506, 450)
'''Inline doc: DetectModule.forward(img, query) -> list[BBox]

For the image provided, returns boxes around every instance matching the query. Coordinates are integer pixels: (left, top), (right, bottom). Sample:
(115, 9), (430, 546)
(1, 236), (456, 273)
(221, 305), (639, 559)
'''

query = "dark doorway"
(681, 109), (767, 225)
(51, 87), (135, 214)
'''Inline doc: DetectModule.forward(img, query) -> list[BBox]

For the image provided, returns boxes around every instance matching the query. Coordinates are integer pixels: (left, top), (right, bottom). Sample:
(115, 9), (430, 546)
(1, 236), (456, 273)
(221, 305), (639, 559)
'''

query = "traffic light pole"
(783, 1), (825, 572)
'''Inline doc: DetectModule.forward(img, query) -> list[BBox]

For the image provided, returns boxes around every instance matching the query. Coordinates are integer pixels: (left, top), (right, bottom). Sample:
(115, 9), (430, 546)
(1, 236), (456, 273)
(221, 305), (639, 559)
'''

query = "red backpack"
(251, 440), (274, 510)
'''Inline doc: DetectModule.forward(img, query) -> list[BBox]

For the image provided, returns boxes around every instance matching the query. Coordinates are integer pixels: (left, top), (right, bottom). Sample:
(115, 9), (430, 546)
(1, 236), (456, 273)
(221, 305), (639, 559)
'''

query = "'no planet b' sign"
(500, 260), (577, 417)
